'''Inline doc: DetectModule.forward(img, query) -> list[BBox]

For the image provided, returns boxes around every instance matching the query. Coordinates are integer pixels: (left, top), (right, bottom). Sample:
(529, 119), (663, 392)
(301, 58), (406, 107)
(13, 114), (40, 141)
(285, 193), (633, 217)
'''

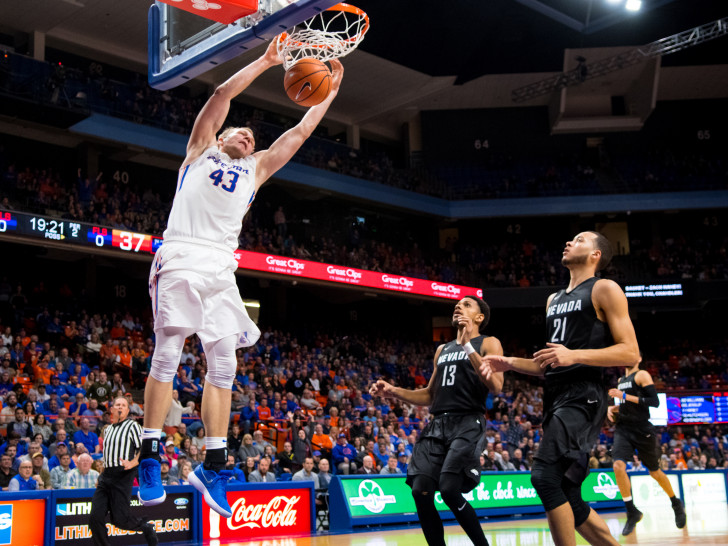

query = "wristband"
(622, 391), (626, 401)
(463, 342), (476, 356)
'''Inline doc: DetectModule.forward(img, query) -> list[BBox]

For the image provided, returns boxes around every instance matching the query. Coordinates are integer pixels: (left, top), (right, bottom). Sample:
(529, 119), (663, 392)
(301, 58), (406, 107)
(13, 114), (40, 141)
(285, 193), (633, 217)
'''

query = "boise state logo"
(0, 504), (12, 544)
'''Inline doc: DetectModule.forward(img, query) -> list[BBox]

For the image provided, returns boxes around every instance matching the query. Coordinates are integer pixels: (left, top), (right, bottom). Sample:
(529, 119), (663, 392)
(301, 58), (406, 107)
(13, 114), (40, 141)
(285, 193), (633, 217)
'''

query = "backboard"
(148, 0), (340, 90)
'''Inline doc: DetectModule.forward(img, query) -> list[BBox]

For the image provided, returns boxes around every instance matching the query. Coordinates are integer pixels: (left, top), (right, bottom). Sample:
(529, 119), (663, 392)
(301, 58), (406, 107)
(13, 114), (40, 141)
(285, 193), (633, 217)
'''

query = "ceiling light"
(625, 0), (642, 11)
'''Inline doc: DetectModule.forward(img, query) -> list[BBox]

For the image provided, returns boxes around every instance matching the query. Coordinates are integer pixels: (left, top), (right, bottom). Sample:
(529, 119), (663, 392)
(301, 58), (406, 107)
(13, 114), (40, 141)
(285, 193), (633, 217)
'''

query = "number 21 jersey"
(164, 147), (257, 252)
(544, 276), (613, 385)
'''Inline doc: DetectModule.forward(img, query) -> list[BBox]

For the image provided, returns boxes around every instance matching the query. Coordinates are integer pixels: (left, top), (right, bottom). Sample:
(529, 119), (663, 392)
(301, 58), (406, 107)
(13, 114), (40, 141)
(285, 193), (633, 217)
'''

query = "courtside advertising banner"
(681, 472), (727, 506)
(339, 473), (542, 517)
(202, 484), (314, 542)
(331, 471), (624, 529)
(53, 490), (193, 544)
(234, 250), (482, 301)
(0, 498), (46, 545)
(630, 473), (681, 508)
(580, 471), (622, 503)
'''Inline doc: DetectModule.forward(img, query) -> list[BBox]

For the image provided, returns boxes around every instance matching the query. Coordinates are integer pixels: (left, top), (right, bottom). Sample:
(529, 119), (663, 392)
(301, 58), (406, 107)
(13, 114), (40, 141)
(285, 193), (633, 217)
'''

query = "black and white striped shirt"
(102, 418), (142, 469)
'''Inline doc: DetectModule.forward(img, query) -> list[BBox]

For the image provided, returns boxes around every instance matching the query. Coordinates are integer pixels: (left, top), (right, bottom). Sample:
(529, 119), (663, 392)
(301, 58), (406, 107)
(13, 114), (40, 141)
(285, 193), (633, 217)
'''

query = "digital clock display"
(0, 209), (161, 255)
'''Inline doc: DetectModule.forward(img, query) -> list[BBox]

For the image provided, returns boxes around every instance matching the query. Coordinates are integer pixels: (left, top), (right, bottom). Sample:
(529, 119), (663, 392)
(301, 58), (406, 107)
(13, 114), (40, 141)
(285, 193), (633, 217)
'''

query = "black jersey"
(544, 277), (614, 386)
(430, 335), (490, 416)
(616, 370), (652, 427)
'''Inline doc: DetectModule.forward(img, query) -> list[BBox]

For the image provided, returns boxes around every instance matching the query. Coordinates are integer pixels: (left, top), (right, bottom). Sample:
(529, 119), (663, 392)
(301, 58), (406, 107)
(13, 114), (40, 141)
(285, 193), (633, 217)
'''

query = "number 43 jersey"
(164, 147), (257, 252)
(430, 335), (490, 416)
(544, 277), (614, 385)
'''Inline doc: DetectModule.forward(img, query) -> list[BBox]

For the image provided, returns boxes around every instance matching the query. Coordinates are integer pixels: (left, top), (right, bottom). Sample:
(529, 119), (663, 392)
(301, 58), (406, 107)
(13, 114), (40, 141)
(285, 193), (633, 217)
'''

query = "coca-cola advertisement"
(202, 483), (314, 543)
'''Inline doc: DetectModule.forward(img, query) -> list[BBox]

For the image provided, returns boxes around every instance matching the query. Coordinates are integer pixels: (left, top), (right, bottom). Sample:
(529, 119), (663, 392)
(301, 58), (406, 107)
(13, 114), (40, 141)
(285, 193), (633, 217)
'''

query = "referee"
(90, 396), (158, 546)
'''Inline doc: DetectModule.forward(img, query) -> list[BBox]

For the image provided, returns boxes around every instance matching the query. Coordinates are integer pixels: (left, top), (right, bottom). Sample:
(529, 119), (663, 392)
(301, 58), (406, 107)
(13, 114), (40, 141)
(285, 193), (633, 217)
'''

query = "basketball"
(284, 58), (332, 107)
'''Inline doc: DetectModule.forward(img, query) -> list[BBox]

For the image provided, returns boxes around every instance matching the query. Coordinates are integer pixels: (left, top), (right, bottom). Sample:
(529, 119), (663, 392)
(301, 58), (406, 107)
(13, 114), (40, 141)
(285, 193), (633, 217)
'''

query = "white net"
(277, 3), (369, 70)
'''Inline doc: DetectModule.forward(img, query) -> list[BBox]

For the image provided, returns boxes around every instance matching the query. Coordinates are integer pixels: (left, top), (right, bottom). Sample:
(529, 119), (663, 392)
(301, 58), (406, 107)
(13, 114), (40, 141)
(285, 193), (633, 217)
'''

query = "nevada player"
(139, 39), (344, 518)
(370, 296), (503, 546)
(482, 232), (640, 546)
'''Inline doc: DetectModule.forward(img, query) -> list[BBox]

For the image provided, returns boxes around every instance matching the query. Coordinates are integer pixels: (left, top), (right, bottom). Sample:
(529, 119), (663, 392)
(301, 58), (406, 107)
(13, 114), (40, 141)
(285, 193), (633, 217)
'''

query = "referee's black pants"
(90, 467), (155, 546)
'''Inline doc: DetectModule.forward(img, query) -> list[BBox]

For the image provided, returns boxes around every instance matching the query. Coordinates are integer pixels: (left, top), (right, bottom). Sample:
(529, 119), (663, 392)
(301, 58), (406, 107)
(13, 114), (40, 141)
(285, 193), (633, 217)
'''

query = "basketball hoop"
(276, 3), (369, 71)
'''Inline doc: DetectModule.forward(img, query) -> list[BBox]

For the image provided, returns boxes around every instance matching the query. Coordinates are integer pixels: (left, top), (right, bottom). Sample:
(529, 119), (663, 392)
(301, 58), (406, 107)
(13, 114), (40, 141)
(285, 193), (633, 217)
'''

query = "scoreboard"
(0, 210), (162, 255)
(667, 393), (728, 425)
(1, 209), (481, 302)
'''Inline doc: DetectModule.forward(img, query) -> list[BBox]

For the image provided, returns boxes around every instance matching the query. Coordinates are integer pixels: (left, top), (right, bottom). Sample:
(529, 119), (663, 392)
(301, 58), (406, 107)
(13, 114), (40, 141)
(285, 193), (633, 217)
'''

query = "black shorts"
(536, 380), (608, 469)
(612, 423), (660, 471)
(406, 413), (486, 494)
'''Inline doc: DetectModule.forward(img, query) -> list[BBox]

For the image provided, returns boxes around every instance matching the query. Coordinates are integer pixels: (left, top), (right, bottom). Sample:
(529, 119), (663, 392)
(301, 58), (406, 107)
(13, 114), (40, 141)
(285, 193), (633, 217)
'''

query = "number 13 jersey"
(164, 147), (257, 252)
(430, 335), (490, 416)
(544, 277), (613, 385)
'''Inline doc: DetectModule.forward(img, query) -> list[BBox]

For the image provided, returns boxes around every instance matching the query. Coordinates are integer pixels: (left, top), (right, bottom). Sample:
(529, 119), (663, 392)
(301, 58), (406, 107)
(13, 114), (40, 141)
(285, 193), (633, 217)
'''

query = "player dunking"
(607, 360), (686, 535)
(370, 296), (504, 546)
(138, 40), (344, 517)
(481, 232), (640, 546)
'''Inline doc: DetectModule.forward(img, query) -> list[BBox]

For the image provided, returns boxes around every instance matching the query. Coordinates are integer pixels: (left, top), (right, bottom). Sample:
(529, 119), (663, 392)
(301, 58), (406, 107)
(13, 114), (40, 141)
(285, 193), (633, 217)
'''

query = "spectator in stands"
(82, 399), (105, 429)
(252, 430), (272, 457)
(48, 442), (75, 471)
(277, 441), (297, 476)
(86, 371), (113, 405)
(10, 407), (32, 439)
(159, 460), (179, 486)
(239, 434), (259, 463)
(172, 423), (188, 448)
(380, 455), (402, 475)
(293, 457), (320, 488)
(626, 455), (646, 472)
(511, 448), (529, 471)
(7, 460), (42, 491)
(125, 392), (144, 416)
(357, 455), (377, 475)
(1, 392), (18, 424)
(248, 456), (276, 483)
(31, 452), (51, 489)
(0, 454), (17, 490)
(332, 432), (357, 474)
(239, 400), (258, 435)
(50, 452), (74, 489)
(164, 390), (194, 427)
(227, 423), (243, 457)
(177, 461), (193, 485)
(241, 457), (256, 481)
(67, 453), (98, 489)
(69, 392), (88, 418)
(74, 417), (100, 454)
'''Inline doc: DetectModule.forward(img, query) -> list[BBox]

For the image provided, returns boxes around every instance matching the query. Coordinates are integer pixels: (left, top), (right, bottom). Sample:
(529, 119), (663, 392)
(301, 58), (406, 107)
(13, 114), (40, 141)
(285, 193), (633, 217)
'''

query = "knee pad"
(411, 475), (437, 498)
(150, 328), (188, 383)
(438, 472), (466, 509)
(531, 460), (568, 512)
(564, 480), (590, 527)
(204, 334), (237, 388)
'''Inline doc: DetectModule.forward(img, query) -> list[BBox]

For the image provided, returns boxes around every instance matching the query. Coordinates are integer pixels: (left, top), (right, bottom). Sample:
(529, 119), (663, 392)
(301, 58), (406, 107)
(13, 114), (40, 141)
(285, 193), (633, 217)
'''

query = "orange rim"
(327, 3), (370, 43)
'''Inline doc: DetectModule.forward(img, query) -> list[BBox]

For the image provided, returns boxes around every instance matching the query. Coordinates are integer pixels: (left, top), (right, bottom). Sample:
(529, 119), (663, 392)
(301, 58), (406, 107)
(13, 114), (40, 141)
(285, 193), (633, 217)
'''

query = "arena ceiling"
(1, 0), (727, 141)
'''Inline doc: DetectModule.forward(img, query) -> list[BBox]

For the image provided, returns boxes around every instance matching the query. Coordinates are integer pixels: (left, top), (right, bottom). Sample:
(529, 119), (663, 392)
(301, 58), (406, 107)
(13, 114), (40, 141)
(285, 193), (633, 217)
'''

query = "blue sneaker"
(189, 465), (233, 518)
(138, 458), (167, 506)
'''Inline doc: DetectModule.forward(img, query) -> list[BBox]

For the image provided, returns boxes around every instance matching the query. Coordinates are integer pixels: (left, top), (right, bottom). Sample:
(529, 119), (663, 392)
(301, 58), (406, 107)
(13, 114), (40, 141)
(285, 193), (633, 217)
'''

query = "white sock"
(206, 437), (227, 451)
(623, 496), (632, 502)
(142, 428), (162, 440)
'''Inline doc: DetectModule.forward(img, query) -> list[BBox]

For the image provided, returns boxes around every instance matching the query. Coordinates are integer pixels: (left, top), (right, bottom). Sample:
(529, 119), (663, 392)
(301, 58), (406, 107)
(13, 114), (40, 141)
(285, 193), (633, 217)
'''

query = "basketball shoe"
(138, 458), (167, 506)
(189, 464), (234, 518)
(621, 508), (643, 535)
(672, 497), (686, 528)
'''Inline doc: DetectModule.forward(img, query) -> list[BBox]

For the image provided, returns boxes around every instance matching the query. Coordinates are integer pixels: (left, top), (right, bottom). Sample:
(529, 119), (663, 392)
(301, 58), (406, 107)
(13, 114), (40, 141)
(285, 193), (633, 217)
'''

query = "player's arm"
(369, 345), (444, 407)
(608, 370), (659, 407)
(535, 280), (640, 369)
(253, 59), (343, 189)
(477, 336), (504, 393)
(184, 40), (282, 166)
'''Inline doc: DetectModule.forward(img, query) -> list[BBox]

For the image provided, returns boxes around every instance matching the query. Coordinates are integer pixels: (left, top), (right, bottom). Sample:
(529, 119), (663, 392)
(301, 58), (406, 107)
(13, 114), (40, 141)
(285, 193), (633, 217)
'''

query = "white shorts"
(149, 241), (260, 349)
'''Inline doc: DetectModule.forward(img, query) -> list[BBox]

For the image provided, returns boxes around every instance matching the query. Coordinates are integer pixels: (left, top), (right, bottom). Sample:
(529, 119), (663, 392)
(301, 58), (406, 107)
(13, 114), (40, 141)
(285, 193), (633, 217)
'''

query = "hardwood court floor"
(207, 504), (728, 546)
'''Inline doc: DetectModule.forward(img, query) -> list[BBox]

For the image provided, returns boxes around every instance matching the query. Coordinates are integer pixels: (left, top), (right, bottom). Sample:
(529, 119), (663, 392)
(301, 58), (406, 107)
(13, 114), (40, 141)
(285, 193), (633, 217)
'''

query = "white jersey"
(164, 147), (257, 252)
